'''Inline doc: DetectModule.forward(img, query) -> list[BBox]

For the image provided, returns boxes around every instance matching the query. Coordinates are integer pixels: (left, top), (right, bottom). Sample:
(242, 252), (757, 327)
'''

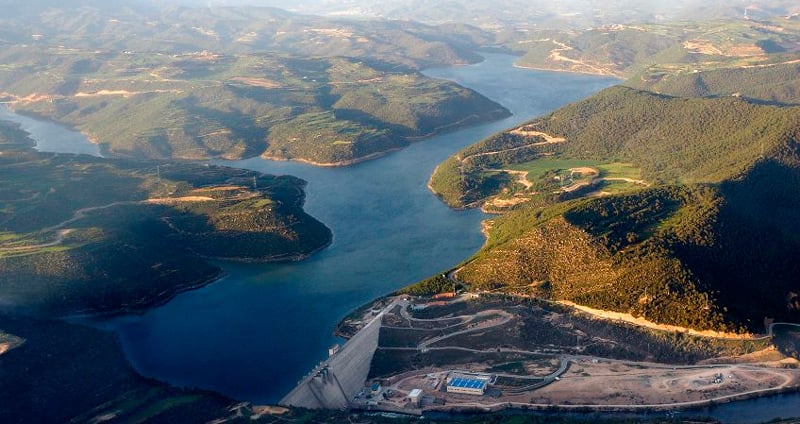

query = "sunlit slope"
(0, 4), (484, 69)
(0, 4), (509, 164)
(430, 86), (800, 209)
(513, 19), (800, 80)
(628, 61), (800, 105)
(458, 165), (800, 333)
(0, 51), (508, 163)
(428, 84), (800, 333)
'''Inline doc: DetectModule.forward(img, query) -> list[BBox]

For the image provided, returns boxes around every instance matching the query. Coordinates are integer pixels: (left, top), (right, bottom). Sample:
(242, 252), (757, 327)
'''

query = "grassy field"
(508, 160), (642, 182)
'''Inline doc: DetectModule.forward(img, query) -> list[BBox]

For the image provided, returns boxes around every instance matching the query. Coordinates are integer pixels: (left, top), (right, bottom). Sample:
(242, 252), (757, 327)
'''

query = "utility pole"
(253, 175), (258, 189)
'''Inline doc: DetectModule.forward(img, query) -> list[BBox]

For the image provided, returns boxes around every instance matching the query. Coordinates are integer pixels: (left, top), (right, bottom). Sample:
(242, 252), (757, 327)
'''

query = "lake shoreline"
(261, 108), (511, 167)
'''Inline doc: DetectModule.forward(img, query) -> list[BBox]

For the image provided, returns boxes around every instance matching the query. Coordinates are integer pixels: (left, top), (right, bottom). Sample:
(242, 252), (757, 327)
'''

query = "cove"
(2, 54), (798, 422)
(0, 107), (102, 156)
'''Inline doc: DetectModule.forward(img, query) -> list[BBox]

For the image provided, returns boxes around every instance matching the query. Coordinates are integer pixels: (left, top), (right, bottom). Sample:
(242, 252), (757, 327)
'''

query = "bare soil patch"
(529, 360), (799, 406)
(508, 127), (566, 144)
(229, 77), (282, 89)
(145, 196), (215, 204)
(560, 301), (758, 340)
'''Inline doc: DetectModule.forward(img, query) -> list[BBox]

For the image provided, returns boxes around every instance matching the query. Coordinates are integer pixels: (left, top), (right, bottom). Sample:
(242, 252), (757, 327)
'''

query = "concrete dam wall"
(280, 313), (382, 409)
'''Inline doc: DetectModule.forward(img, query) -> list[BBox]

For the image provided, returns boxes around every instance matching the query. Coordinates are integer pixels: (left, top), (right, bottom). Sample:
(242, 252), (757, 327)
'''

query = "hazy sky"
(173, 0), (797, 17)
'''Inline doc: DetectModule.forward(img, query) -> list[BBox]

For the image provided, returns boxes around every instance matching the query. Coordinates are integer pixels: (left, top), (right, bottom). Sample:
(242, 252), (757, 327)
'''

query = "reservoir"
(104, 54), (618, 404)
(0, 108), (103, 156)
(2, 54), (798, 422)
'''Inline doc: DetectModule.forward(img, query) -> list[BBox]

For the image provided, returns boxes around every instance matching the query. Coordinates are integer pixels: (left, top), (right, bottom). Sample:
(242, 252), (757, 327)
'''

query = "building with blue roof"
(445, 372), (491, 396)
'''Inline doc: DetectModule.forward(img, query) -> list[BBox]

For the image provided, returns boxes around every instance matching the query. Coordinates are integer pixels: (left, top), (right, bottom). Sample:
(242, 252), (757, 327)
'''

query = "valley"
(2, 1), (800, 423)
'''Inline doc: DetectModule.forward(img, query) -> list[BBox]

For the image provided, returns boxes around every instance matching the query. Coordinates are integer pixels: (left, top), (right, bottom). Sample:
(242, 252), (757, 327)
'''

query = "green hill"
(512, 19), (800, 79)
(0, 4), (508, 164)
(0, 50), (508, 163)
(429, 83), (800, 332)
(0, 3), (485, 69)
(458, 171), (800, 332)
(430, 86), (800, 209)
(0, 145), (331, 317)
(628, 61), (800, 105)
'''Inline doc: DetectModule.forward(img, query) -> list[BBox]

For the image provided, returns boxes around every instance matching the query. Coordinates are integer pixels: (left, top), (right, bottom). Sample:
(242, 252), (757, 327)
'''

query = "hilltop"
(0, 4), (509, 164)
(428, 83), (800, 333)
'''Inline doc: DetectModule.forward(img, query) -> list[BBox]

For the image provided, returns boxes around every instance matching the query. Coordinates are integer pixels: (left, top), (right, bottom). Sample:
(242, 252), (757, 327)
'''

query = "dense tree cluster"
(0, 152), (331, 317)
(630, 62), (800, 105)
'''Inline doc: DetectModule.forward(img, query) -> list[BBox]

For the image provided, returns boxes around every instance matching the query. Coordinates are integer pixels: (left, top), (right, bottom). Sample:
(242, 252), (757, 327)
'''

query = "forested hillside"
(458, 170), (800, 332)
(0, 144), (331, 317)
(431, 86), (800, 209)
(0, 51), (507, 163)
(628, 61), (800, 105)
(0, 4), (508, 164)
(428, 79), (800, 332)
(511, 19), (800, 79)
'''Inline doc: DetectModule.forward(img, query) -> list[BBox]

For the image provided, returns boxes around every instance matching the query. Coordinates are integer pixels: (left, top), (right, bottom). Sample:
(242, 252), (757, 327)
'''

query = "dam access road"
(307, 294), (800, 416)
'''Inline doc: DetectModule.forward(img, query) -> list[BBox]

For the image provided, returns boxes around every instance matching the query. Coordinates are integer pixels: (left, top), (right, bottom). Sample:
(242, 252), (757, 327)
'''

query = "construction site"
(282, 293), (800, 415)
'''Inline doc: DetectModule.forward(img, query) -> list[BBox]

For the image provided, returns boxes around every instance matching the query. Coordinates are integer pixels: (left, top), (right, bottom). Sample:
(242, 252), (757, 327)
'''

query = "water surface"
(3, 54), (797, 422)
(100, 54), (618, 403)
(0, 107), (102, 156)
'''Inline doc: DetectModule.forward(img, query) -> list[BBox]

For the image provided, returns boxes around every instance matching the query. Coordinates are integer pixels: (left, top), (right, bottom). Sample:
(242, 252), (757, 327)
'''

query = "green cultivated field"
(509, 160), (641, 181)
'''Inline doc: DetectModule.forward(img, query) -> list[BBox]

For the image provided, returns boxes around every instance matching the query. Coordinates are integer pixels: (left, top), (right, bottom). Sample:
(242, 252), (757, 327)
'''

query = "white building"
(408, 388), (422, 407)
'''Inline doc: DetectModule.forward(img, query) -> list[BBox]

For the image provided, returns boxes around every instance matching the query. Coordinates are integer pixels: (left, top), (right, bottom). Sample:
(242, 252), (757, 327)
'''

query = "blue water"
(97, 54), (618, 403)
(3, 54), (797, 422)
(0, 107), (103, 156)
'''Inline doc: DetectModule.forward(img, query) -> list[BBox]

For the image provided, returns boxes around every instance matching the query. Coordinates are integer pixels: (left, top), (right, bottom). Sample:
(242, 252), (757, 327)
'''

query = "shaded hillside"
(428, 76), (800, 332)
(0, 314), (245, 424)
(458, 166), (800, 332)
(0, 121), (33, 150)
(0, 148), (331, 317)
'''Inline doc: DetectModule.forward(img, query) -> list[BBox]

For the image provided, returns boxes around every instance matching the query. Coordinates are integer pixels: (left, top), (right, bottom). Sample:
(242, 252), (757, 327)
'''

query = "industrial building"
(445, 372), (492, 396)
(408, 388), (422, 407)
